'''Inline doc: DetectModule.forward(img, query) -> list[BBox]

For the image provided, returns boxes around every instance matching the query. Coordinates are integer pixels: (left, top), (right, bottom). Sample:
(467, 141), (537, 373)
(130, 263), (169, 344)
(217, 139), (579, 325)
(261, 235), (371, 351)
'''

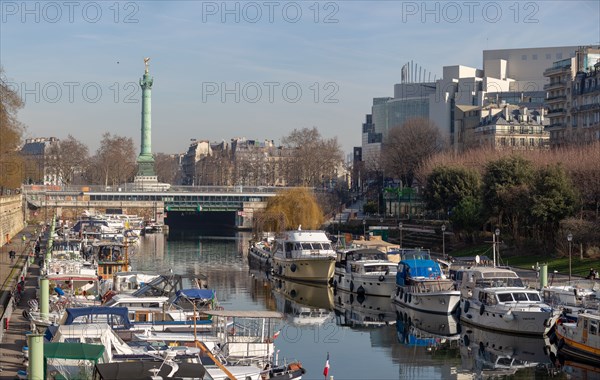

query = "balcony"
(543, 81), (565, 91)
(543, 65), (571, 77)
(545, 95), (566, 104)
(546, 123), (565, 131)
(547, 108), (566, 117)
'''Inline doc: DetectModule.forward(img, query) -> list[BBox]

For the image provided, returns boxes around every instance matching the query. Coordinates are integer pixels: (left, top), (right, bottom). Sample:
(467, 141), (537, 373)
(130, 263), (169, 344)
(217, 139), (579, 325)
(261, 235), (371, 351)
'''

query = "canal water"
(130, 230), (580, 380)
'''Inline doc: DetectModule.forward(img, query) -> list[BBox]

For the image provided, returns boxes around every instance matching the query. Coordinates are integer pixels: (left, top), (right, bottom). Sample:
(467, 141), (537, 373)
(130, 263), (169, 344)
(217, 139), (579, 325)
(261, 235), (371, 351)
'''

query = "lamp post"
(363, 219), (366, 240)
(495, 228), (500, 266)
(398, 222), (403, 248)
(441, 224), (446, 259)
(492, 228), (500, 267)
(567, 232), (573, 282)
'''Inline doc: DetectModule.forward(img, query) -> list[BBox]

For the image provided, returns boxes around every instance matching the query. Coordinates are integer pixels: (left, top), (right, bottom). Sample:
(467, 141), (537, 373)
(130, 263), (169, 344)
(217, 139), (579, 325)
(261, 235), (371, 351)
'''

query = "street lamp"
(398, 222), (403, 248)
(567, 232), (573, 282)
(495, 228), (500, 265)
(492, 228), (500, 267)
(363, 219), (366, 240)
(441, 224), (446, 259)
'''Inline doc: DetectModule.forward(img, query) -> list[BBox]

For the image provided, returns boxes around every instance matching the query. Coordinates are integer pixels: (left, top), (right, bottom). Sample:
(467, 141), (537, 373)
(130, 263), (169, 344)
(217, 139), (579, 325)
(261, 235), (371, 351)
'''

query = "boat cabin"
(459, 268), (525, 291)
(273, 230), (335, 259)
(94, 241), (130, 280)
(336, 248), (396, 275)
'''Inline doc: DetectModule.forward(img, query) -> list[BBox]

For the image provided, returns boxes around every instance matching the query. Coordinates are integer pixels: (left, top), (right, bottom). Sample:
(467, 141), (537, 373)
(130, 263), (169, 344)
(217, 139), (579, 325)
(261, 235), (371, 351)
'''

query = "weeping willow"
(256, 188), (324, 232)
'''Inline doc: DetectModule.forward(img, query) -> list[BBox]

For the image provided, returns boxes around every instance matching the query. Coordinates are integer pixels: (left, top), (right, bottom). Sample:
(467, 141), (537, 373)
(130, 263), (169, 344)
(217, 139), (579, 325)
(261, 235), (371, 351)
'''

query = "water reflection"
(459, 324), (554, 379)
(271, 277), (333, 325)
(394, 303), (460, 348)
(334, 290), (396, 327)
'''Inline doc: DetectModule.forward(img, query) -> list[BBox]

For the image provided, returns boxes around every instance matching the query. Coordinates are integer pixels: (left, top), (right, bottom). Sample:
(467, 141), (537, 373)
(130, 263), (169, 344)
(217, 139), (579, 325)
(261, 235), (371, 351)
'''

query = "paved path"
(0, 224), (43, 379)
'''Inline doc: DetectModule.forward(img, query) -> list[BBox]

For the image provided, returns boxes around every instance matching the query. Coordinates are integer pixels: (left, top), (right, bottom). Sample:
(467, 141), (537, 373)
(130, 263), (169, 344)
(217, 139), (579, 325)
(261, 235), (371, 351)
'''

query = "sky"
(1, 1), (599, 156)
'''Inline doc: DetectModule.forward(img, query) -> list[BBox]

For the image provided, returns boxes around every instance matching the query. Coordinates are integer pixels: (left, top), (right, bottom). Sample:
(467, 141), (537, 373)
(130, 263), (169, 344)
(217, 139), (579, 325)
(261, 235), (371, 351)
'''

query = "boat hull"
(555, 319), (600, 366)
(248, 246), (272, 269)
(272, 257), (335, 284)
(392, 281), (460, 315)
(333, 270), (396, 297)
(458, 298), (559, 336)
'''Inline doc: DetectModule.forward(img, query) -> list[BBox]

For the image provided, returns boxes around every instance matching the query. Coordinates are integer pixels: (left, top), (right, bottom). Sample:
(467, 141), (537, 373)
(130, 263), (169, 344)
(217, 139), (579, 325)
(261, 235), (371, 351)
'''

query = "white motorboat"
(270, 228), (336, 284)
(333, 248), (397, 297)
(392, 249), (460, 315)
(542, 279), (599, 310)
(457, 266), (560, 336)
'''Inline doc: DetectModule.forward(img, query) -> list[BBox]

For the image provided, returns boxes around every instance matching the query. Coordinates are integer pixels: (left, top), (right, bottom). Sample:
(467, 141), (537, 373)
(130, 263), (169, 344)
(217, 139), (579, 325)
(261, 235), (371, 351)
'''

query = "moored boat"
(270, 228), (336, 284)
(333, 248), (397, 297)
(392, 249), (460, 315)
(554, 310), (600, 365)
(457, 266), (560, 336)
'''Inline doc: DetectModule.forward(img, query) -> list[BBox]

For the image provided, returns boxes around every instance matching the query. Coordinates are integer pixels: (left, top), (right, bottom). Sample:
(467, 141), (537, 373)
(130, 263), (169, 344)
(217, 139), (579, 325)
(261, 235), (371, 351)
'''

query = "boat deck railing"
(406, 281), (457, 293)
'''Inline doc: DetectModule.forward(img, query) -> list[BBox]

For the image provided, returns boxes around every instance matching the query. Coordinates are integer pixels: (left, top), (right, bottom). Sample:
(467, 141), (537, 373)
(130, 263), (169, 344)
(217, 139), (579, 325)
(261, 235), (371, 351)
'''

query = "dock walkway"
(0, 224), (43, 378)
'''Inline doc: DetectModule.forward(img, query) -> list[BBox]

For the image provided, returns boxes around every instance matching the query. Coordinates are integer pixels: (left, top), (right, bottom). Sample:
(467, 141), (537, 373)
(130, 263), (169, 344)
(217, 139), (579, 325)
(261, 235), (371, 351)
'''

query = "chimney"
(504, 105), (510, 121)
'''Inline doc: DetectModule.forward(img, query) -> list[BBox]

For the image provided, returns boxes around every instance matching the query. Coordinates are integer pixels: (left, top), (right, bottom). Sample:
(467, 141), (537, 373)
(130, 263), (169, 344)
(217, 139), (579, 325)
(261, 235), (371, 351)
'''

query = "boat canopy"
(63, 307), (132, 329)
(201, 310), (284, 318)
(44, 342), (105, 362)
(343, 248), (387, 261)
(94, 361), (206, 380)
(175, 289), (215, 301)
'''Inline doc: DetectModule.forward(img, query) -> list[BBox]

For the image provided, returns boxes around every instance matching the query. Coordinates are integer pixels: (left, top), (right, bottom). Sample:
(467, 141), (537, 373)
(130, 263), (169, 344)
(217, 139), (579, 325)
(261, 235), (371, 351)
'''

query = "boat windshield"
(300, 243), (332, 250)
(475, 278), (524, 288)
(403, 252), (431, 261)
(496, 292), (542, 302)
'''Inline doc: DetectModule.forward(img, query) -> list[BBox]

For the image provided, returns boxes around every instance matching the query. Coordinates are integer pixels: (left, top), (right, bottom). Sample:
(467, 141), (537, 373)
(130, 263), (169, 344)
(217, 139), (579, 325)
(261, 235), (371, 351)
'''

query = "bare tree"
(86, 133), (136, 187)
(0, 66), (24, 193)
(281, 127), (343, 187)
(46, 135), (89, 185)
(383, 118), (445, 187)
(154, 153), (182, 184)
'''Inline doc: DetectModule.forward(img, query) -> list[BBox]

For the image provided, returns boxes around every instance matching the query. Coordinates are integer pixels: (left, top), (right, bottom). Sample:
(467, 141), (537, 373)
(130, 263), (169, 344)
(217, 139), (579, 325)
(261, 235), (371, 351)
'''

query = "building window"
(556, 53), (563, 59)
(546, 53), (551, 60)
(529, 138), (535, 146)
(532, 54), (538, 60)
(522, 55), (527, 60)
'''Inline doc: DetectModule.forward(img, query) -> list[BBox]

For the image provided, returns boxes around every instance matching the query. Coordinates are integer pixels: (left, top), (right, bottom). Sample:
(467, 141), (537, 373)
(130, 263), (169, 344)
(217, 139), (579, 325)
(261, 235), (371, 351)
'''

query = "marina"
(1, 224), (598, 379)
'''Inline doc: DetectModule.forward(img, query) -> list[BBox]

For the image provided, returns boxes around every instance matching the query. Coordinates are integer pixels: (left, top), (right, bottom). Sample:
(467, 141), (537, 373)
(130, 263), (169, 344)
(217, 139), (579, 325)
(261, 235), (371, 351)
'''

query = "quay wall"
(0, 195), (25, 243)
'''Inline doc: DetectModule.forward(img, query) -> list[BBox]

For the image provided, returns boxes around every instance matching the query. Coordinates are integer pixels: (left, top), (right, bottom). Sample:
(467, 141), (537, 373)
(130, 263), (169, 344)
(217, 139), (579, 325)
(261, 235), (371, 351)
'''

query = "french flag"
(323, 352), (330, 378)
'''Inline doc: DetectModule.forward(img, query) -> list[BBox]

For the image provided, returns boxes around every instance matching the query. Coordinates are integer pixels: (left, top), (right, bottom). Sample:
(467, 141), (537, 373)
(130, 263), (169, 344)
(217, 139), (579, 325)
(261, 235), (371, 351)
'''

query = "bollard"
(28, 334), (44, 380)
(40, 278), (49, 319)
(540, 264), (548, 288)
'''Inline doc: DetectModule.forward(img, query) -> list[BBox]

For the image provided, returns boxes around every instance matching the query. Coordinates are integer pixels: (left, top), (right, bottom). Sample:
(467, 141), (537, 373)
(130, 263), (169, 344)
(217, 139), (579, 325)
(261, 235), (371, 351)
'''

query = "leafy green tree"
(450, 196), (484, 242)
(530, 164), (579, 243)
(482, 156), (534, 240)
(422, 166), (481, 215)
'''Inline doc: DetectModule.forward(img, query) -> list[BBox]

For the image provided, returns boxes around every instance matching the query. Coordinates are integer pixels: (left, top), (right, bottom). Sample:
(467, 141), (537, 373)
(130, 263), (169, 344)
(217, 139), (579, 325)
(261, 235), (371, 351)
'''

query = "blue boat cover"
(64, 306), (132, 329)
(175, 289), (215, 300)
